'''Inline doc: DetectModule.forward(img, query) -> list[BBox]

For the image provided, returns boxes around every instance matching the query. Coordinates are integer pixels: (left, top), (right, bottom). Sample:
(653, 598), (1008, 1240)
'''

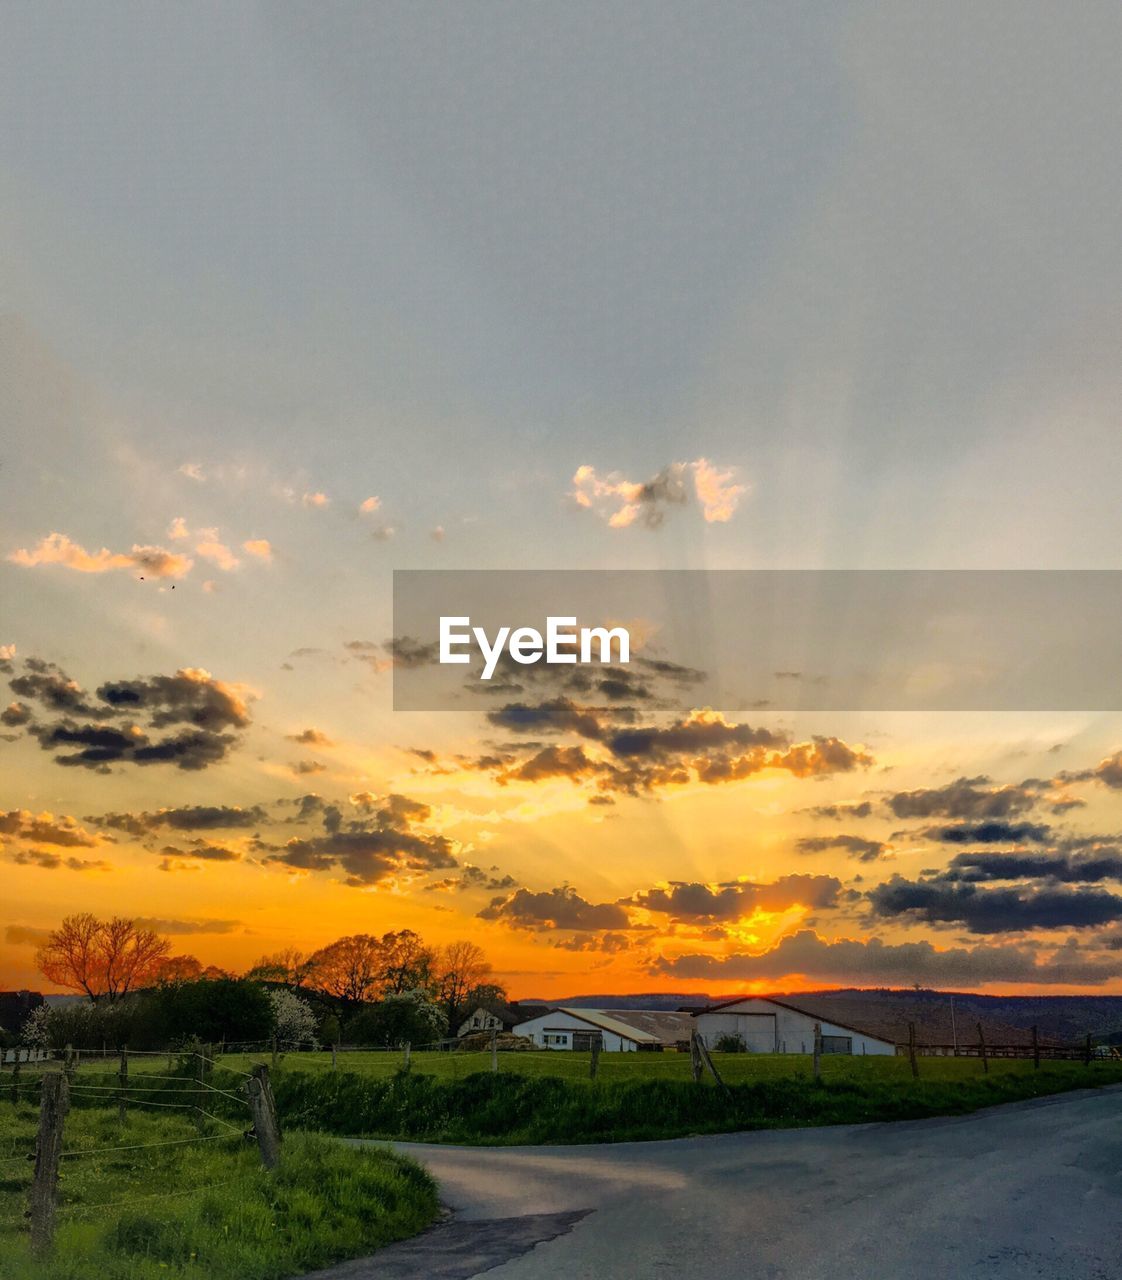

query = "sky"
(3, 2), (1122, 998)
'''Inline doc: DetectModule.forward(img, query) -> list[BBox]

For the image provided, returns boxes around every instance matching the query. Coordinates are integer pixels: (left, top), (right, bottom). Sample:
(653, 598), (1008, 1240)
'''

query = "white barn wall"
(513, 1009), (638, 1051)
(694, 998), (895, 1056)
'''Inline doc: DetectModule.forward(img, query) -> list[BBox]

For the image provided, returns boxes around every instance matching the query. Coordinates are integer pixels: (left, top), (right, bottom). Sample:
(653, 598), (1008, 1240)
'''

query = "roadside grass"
(0, 1102), (438, 1280)
(263, 1057), (1122, 1145)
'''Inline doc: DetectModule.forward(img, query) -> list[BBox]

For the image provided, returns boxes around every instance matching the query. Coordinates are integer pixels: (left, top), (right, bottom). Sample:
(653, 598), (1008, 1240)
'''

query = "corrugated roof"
(543, 1007), (694, 1045)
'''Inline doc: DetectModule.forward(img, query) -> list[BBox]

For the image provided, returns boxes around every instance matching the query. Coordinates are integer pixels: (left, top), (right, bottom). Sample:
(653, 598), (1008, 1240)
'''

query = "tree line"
(10, 913), (507, 1051)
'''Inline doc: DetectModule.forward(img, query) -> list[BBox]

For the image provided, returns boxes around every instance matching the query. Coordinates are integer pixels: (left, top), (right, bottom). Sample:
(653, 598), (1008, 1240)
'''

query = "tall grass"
(0, 1103), (438, 1280)
(270, 1059), (1122, 1145)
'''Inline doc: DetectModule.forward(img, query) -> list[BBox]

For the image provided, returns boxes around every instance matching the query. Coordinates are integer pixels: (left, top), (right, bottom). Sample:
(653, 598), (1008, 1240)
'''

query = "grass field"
(252, 1052), (1122, 1145)
(218, 1045), (1120, 1087)
(0, 1100), (438, 1280)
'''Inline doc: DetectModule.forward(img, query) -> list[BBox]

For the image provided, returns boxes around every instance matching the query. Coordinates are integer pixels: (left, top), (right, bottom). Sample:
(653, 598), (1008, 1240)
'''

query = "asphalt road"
(309, 1085), (1122, 1280)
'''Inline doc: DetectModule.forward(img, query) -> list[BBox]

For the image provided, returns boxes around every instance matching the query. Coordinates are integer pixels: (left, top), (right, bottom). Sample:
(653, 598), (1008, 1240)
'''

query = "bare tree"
(37, 914), (171, 1003)
(436, 941), (492, 1033)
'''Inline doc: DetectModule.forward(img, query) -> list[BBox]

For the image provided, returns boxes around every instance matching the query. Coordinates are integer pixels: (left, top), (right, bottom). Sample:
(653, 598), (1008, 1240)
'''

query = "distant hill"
(520, 988), (1122, 1045)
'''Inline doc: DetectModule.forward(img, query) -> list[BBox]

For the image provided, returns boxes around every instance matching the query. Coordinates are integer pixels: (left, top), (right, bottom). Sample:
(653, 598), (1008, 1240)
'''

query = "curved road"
(310, 1085), (1122, 1280)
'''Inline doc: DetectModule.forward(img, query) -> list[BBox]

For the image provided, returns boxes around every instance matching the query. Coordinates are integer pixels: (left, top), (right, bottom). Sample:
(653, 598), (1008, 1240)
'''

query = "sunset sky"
(4, 3), (1122, 999)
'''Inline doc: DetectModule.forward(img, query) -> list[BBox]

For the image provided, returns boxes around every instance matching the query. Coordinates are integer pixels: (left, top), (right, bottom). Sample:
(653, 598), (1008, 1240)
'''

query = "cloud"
(7, 661), (255, 772)
(479, 885), (632, 931)
(5, 925), (51, 946)
(803, 801), (874, 820)
(265, 792), (456, 887)
(939, 848), (1122, 885)
(8, 533), (193, 578)
(91, 804), (267, 833)
(287, 728), (332, 746)
(886, 776), (1041, 820)
(178, 463), (205, 481)
(292, 759), (326, 776)
(134, 917), (241, 935)
(158, 842), (241, 863)
(0, 809), (101, 848)
(167, 517), (189, 539)
(359, 496), (381, 514)
(193, 529), (240, 571)
(795, 834), (889, 862)
(242, 539), (273, 561)
(9, 850), (111, 872)
(868, 875), (1122, 933)
(652, 929), (1121, 986)
(631, 874), (841, 921)
(691, 458), (748, 522)
(1, 701), (31, 727)
(1058, 749), (1122, 791)
(302, 491), (330, 509)
(923, 821), (1052, 845)
(570, 458), (746, 529)
(430, 525), (446, 542)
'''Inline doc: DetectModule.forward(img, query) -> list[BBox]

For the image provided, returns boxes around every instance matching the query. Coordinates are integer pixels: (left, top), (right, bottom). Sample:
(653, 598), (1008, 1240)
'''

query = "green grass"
(260, 1055), (1122, 1145)
(0, 1101), (438, 1280)
(220, 1044), (1118, 1087)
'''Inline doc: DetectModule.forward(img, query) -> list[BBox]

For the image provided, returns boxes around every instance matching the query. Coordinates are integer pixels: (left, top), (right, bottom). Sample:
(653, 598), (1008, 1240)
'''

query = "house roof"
(695, 995), (897, 1046)
(526, 1007), (693, 1045)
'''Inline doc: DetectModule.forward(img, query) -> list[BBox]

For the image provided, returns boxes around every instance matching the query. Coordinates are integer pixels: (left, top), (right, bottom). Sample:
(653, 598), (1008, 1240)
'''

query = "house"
(694, 996), (896, 1056)
(514, 1007), (694, 1051)
(457, 1004), (522, 1038)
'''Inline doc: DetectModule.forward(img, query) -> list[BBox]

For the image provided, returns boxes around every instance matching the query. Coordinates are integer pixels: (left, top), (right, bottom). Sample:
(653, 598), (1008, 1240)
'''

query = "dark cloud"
(287, 728), (332, 746)
(479, 885), (632, 931)
(803, 801), (874, 820)
(886, 776), (1040, 820)
(630, 874), (841, 921)
(1, 701), (31, 727)
(926, 820), (1052, 845)
(91, 805), (267, 833)
(158, 843), (241, 863)
(1058, 749), (1122, 791)
(134, 917), (241, 935)
(868, 875), (1122, 933)
(265, 792), (455, 887)
(796, 834), (889, 862)
(652, 929), (1121, 986)
(939, 849), (1122, 885)
(9, 850), (110, 872)
(9, 658), (251, 772)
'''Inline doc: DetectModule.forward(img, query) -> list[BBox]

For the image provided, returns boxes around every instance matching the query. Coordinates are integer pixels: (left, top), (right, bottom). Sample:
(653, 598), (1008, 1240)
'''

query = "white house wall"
(513, 1010), (638, 1051)
(694, 999), (895, 1056)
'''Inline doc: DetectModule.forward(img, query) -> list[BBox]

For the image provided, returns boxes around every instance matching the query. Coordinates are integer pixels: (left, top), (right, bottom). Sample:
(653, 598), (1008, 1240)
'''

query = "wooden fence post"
(403, 1041), (412, 1071)
(331, 1042), (338, 1073)
(907, 1022), (919, 1080)
(977, 1023), (988, 1074)
(491, 1027), (499, 1073)
(247, 1064), (282, 1170)
(117, 1046), (128, 1122)
(63, 1045), (74, 1082)
(29, 1072), (69, 1258)
(812, 1023), (822, 1083)
(1032, 1025), (1039, 1070)
(1085, 1033), (1093, 1066)
(589, 1035), (601, 1081)
(11, 1050), (21, 1106)
(690, 1031), (703, 1082)
(271, 1034), (279, 1071)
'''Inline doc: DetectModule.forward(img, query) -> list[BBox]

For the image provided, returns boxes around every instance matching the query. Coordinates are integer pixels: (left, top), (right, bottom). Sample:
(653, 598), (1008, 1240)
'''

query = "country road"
(309, 1085), (1122, 1280)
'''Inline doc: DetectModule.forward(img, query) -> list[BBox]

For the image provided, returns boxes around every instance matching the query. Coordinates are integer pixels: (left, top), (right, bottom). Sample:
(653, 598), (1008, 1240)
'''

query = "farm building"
(514, 1007), (694, 1051)
(457, 1004), (523, 1038)
(694, 996), (896, 1056)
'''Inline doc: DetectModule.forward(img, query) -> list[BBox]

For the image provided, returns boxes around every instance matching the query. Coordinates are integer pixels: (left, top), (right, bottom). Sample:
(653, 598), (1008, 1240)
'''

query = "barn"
(514, 1007), (693, 1051)
(694, 996), (896, 1056)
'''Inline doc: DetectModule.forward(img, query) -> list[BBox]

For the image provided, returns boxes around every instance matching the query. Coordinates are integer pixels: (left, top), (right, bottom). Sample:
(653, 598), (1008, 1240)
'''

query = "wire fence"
(0, 1044), (283, 1258)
